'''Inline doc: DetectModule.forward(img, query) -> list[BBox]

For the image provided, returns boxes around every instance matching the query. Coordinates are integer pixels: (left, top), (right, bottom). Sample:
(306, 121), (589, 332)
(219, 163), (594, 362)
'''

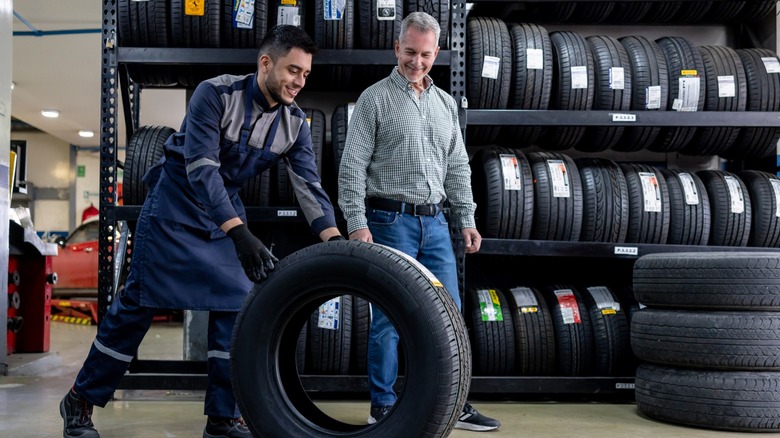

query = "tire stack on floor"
(631, 252), (780, 432)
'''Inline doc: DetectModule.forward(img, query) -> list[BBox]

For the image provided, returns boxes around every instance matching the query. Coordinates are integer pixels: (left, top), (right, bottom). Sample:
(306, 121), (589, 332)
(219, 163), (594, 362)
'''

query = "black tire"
(739, 170), (780, 247)
(123, 125), (176, 205)
(232, 240), (471, 436)
(651, 36), (705, 152)
(405, 0), (450, 48)
(275, 108), (325, 206)
(570, 1), (614, 24)
(613, 36), (668, 152)
(466, 287), (516, 376)
(500, 23), (552, 146)
(633, 251), (780, 310)
(357, 0), (402, 49)
(170, 0), (221, 87)
(682, 46), (747, 156)
(330, 103), (352, 176)
(576, 35), (631, 152)
(608, 2), (652, 23)
(619, 163), (670, 244)
(306, 295), (353, 375)
(238, 171), (271, 207)
(643, 2), (682, 23)
(659, 169), (710, 245)
(672, 2), (713, 23)
(632, 308), (780, 370)
(505, 286), (556, 376)
(466, 16), (512, 146)
(221, 0), (267, 48)
(528, 152), (584, 241)
(542, 284), (594, 376)
(738, 1), (777, 22)
(724, 49), (780, 159)
(575, 158), (629, 243)
(698, 170), (751, 247)
(268, 0), (306, 28)
(580, 285), (631, 377)
(350, 296), (370, 375)
(312, 0), (355, 90)
(540, 31), (594, 150)
(470, 146), (534, 240)
(635, 363), (780, 432)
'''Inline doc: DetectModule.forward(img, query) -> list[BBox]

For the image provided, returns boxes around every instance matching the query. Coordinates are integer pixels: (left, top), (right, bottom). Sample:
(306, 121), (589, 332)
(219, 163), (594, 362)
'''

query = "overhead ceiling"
(11, 0), (186, 148)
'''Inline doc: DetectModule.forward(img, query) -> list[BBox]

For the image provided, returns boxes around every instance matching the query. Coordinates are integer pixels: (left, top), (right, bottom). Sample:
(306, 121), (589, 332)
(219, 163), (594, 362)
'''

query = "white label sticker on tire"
(526, 48), (544, 70)
(500, 154), (522, 191)
(677, 77), (700, 111)
(478, 289), (503, 322)
(277, 6), (301, 26)
(677, 172), (700, 205)
(317, 297), (340, 330)
(609, 67), (625, 90)
(724, 175), (744, 214)
(571, 66), (588, 89)
(235, 0), (256, 28)
(323, 0), (345, 20)
(554, 289), (580, 324)
(510, 287), (538, 308)
(586, 286), (620, 313)
(481, 56), (500, 79)
(762, 57), (780, 73)
(639, 172), (661, 212)
(376, 0), (395, 20)
(718, 75), (736, 98)
(646, 85), (661, 109)
(771, 179), (780, 217)
(547, 159), (571, 198)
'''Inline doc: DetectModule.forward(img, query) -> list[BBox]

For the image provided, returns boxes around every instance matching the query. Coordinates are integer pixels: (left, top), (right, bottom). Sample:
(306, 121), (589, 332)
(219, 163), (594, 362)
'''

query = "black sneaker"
(367, 405), (391, 424)
(203, 416), (252, 438)
(60, 389), (100, 438)
(454, 403), (501, 431)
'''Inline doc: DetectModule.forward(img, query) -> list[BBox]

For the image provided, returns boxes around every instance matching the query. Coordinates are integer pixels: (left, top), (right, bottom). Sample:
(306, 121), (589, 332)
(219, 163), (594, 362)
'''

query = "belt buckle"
(415, 204), (433, 216)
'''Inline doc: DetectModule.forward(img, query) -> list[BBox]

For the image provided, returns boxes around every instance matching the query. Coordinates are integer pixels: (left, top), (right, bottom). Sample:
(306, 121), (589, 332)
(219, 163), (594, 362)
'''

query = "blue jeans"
(366, 207), (460, 407)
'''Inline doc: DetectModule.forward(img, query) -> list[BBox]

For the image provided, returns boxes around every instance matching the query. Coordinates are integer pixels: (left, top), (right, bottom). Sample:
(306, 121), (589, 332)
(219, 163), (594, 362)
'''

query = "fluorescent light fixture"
(78, 130), (95, 138)
(41, 109), (60, 118)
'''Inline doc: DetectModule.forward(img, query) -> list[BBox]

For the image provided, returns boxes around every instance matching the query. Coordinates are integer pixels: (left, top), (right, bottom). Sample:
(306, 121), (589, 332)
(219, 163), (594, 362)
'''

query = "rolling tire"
(231, 240), (471, 437)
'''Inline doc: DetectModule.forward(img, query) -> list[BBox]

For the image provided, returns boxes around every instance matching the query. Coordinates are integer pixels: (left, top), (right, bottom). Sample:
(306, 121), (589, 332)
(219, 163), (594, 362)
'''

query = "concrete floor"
(0, 321), (767, 437)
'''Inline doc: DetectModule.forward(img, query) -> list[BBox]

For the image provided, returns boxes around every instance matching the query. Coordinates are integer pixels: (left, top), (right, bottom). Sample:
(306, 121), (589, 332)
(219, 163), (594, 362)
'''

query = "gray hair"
(398, 11), (440, 46)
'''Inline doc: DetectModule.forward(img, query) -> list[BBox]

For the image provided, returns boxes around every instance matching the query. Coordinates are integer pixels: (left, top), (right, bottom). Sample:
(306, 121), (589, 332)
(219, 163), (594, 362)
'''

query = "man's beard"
(266, 74), (291, 105)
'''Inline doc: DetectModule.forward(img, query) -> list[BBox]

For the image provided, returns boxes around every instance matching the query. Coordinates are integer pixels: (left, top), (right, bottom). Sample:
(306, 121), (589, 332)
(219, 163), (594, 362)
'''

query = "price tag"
(526, 48), (544, 70)
(376, 0), (395, 20)
(609, 67), (625, 90)
(547, 159), (571, 198)
(771, 179), (780, 217)
(571, 66), (588, 89)
(762, 57), (780, 74)
(677, 172), (700, 205)
(612, 113), (636, 122)
(614, 246), (638, 256)
(646, 85), (661, 109)
(724, 175), (744, 214)
(718, 75), (736, 98)
(500, 154), (522, 191)
(639, 172), (661, 212)
(481, 56), (500, 79)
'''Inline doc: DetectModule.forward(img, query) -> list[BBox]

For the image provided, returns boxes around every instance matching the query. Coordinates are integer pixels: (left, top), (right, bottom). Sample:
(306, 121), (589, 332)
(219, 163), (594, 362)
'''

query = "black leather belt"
(367, 197), (443, 216)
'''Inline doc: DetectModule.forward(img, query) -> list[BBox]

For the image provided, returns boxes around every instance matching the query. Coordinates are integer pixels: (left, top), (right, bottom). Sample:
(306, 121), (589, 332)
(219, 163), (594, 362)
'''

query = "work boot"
(60, 388), (100, 438)
(203, 416), (252, 438)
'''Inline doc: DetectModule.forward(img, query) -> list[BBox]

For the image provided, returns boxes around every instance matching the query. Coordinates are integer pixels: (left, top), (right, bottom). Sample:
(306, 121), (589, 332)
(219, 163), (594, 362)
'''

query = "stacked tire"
(631, 252), (780, 432)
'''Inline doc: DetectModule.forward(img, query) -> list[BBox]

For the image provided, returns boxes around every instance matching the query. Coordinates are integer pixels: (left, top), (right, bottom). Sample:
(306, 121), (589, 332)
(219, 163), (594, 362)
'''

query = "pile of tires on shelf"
(115, 0), (449, 89)
(470, 147), (780, 248)
(464, 14), (780, 159)
(631, 251), (780, 432)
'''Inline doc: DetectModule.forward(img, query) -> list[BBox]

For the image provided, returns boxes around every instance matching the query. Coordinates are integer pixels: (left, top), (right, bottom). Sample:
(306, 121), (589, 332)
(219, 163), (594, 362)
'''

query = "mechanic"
(337, 11), (501, 432)
(60, 25), (343, 438)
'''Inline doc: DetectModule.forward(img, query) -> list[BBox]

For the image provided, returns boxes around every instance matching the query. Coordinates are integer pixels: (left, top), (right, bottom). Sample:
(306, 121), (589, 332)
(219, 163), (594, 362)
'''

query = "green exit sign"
(77, 165), (85, 177)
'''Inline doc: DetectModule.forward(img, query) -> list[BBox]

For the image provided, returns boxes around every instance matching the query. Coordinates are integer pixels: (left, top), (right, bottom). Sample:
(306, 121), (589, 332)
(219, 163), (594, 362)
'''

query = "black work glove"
(328, 235), (346, 241)
(227, 224), (279, 282)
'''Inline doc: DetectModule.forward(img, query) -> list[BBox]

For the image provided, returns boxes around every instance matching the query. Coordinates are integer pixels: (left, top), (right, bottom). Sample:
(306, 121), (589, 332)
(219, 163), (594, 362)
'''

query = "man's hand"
(462, 227), (482, 254)
(227, 224), (279, 282)
(349, 228), (373, 243)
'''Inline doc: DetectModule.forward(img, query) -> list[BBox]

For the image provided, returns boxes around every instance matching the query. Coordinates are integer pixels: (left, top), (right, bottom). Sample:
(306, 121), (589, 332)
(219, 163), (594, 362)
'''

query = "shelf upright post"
(98, 0), (120, 323)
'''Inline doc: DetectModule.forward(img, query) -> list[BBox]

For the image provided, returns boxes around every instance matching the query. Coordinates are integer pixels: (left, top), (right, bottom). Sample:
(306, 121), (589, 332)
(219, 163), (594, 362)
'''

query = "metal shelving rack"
(99, 0), (780, 397)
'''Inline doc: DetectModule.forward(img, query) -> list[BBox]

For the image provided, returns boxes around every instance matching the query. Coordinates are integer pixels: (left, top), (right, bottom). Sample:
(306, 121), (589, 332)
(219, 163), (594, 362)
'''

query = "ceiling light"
(10, 82), (15, 90)
(78, 130), (95, 138)
(41, 109), (60, 118)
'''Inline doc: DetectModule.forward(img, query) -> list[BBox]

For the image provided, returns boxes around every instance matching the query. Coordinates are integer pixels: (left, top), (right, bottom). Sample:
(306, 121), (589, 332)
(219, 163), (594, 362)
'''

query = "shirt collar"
(251, 72), (280, 112)
(389, 67), (434, 92)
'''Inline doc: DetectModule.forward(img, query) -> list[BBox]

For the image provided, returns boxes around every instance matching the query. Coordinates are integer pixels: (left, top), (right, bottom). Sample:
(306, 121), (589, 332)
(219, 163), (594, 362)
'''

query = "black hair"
(258, 25), (318, 62)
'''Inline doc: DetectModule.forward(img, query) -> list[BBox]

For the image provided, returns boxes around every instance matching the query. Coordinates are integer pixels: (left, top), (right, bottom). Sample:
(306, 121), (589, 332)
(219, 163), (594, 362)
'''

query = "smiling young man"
(338, 11), (500, 432)
(59, 25), (342, 438)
